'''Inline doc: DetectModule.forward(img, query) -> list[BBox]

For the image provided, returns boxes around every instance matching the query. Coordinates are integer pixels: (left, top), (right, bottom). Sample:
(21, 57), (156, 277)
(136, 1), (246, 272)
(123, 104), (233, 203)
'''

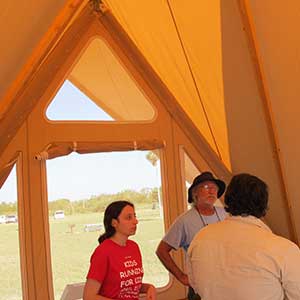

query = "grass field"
(0, 205), (169, 300)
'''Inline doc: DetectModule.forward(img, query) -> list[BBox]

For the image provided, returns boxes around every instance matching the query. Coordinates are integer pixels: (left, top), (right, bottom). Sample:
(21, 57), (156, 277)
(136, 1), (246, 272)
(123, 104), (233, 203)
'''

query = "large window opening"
(46, 150), (168, 299)
(0, 165), (22, 300)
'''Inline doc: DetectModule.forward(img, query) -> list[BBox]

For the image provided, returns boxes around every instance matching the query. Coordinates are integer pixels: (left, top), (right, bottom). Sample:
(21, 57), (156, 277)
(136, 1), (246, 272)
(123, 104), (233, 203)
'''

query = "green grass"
(0, 223), (22, 300)
(0, 206), (168, 300)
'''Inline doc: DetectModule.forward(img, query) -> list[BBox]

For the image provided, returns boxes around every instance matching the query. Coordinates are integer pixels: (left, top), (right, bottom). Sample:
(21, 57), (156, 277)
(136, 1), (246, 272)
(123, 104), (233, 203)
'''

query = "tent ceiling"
(0, 1), (66, 107)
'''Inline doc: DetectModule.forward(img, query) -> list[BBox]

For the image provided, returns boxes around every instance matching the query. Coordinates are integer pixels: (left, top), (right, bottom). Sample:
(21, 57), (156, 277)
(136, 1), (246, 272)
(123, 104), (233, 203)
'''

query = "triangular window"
(46, 38), (156, 121)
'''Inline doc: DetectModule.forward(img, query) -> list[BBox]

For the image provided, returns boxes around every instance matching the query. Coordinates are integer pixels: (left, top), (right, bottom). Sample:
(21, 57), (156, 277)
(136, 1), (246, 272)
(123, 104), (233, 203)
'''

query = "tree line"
(0, 187), (160, 216)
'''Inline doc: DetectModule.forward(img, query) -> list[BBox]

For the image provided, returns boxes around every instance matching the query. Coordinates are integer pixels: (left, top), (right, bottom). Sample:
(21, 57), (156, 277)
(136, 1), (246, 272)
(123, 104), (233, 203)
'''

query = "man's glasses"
(199, 184), (218, 192)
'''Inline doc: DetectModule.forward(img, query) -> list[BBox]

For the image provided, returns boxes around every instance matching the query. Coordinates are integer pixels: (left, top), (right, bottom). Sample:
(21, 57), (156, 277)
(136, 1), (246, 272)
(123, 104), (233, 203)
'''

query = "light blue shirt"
(163, 206), (227, 252)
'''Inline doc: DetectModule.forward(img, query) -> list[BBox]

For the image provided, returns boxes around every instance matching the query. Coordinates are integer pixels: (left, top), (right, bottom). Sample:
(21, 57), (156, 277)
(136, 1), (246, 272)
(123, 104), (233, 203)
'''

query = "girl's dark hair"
(98, 200), (134, 244)
(224, 173), (268, 218)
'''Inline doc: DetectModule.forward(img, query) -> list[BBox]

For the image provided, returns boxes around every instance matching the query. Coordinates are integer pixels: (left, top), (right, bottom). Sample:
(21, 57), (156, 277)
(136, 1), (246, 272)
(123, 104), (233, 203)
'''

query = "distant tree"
(145, 151), (161, 211)
(0, 202), (17, 215)
(47, 187), (161, 215)
(149, 188), (159, 203)
(146, 151), (159, 167)
(48, 198), (72, 215)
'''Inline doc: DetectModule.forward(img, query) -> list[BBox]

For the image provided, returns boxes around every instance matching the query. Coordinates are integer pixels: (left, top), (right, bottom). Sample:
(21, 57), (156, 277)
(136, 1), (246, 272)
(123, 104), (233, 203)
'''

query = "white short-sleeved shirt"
(187, 216), (300, 300)
(163, 206), (227, 252)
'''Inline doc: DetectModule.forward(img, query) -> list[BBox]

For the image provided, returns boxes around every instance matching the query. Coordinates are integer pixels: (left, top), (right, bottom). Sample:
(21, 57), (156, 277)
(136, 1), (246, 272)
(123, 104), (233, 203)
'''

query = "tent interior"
(1, 1), (300, 299)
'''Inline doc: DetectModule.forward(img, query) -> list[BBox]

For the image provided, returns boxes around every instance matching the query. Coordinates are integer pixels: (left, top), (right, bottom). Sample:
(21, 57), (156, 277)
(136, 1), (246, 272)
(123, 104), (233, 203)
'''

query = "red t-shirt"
(87, 239), (144, 300)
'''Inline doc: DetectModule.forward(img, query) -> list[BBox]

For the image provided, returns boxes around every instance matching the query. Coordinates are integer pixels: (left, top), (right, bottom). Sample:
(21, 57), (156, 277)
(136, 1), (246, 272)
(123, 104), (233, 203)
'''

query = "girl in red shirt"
(83, 200), (156, 300)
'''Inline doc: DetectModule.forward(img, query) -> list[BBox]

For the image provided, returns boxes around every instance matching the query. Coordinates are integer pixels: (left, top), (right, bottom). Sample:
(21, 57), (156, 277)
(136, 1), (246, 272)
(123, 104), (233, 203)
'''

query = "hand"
(146, 284), (157, 300)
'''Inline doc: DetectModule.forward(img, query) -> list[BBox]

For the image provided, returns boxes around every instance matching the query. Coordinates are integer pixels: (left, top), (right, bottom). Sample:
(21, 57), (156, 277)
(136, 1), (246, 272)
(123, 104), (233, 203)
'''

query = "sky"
(0, 81), (161, 203)
(46, 80), (114, 121)
(46, 151), (160, 202)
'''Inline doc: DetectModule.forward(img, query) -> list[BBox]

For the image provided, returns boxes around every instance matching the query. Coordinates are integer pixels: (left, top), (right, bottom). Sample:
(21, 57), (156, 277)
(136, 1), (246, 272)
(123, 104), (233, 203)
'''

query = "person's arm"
(83, 279), (113, 300)
(156, 240), (189, 286)
(140, 283), (157, 300)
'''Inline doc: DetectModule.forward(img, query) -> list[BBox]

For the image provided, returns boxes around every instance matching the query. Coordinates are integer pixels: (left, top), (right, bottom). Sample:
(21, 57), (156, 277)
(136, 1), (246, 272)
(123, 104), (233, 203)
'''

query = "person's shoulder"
(271, 233), (300, 251)
(268, 234), (300, 266)
(90, 242), (109, 262)
(127, 239), (138, 245)
(174, 207), (202, 228)
(93, 239), (114, 254)
(177, 206), (198, 219)
(127, 239), (139, 248)
(167, 207), (195, 228)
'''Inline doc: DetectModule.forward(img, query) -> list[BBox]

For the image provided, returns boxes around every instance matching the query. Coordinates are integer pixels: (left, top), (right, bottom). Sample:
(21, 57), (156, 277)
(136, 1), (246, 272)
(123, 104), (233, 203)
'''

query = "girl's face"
(112, 205), (138, 237)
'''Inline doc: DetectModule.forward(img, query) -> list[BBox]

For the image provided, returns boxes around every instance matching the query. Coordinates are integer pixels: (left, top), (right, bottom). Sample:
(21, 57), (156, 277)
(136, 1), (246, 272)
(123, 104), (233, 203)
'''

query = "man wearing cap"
(187, 173), (300, 300)
(156, 171), (227, 300)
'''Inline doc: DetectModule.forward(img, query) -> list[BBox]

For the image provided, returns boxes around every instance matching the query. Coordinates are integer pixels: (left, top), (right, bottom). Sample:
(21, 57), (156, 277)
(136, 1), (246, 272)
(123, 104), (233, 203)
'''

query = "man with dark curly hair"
(187, 173), (300, 300)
